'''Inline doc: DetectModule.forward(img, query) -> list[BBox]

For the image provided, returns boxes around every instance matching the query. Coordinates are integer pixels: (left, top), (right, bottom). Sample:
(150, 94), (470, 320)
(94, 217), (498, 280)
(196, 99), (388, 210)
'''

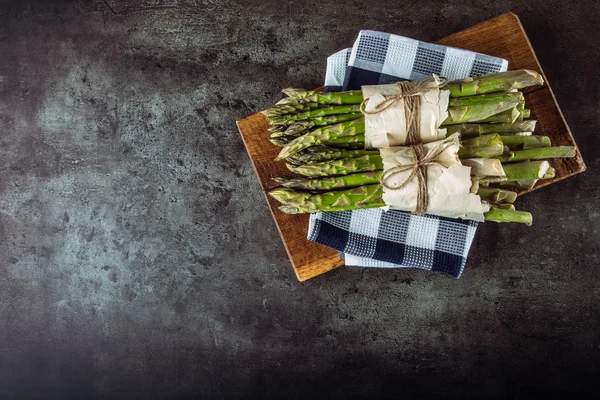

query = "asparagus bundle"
(262, 70), (577, 225)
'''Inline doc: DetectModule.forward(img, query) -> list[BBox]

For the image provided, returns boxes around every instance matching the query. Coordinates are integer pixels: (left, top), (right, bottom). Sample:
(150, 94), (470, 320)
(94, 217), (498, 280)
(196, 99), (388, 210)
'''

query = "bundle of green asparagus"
(262, 70), (577, 224)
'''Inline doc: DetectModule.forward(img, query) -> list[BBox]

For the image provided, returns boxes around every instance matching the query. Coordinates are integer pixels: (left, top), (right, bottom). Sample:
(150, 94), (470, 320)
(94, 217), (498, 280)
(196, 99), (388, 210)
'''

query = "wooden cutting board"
(236, 12), (586, 282)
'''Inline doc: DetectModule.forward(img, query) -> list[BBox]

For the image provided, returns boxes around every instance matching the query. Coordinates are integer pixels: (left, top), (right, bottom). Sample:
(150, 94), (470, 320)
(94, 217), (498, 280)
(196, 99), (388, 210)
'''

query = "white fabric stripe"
(325, 49), (351, 87)
(405, 216), (439, 250)
(344, 254), (403, 268)
(381, 35), (419, 78)
(441, 47), (477, 80)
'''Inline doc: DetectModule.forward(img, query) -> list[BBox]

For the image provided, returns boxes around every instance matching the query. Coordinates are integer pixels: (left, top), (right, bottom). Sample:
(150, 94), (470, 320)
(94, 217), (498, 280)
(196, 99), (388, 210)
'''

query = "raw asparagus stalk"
(445, 120), (537, 137)
(458, 134), (505, 158)
(273, 112), (364, 137)
(273, 186), (533, 225)
(521, 109), (531, 119)
(484, 206), (533, 225)
(286, 154), (384, 177)
(500, 135), (551, 150)
(502, 161), (552, 181)
(287, 147), (379, 163)
(447, 91), (524, 107)
(276, 90), (363, 106)
(263, 102), (320, 117)
(496, 146), (576, 163)
(276, 119), (365, 160)
(270, 184), (385, 213)
(442, 101), (519, 125)
(287, 134), (516, 166)
(274, 171), (383, 190)
(476, 187), (518, 203)
(279, 203), (384, 214)
(445, 70), (544, 97)
(267, 104), (362, 124)
(478, 108), (521, 124)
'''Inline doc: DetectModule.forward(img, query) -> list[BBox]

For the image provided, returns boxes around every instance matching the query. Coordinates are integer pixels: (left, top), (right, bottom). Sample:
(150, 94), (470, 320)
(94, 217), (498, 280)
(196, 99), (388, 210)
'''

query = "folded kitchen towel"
(309, 30), (508, 278)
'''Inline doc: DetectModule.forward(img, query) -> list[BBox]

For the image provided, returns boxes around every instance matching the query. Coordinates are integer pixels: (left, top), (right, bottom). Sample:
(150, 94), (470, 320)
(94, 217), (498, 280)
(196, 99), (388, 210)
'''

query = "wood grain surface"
(236, 12), (586, 281)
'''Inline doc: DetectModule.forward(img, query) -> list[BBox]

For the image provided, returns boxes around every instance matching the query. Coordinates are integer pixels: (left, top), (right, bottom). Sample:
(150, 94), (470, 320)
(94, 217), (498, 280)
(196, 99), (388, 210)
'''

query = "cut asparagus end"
(476, 187), (518, 203)
(502, 160), (551, 180)
(484, 207), (533, 225)
(542, 167), (556, 179)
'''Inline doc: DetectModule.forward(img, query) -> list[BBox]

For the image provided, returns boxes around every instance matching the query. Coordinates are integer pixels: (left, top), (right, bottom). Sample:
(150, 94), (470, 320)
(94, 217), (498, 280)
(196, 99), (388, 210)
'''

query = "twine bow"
(380, 135), (459, 215)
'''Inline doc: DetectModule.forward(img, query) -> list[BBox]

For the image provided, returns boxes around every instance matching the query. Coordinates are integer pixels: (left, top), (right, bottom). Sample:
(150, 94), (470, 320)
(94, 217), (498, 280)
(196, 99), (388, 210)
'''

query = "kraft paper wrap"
(362, 77), (450, 149)
(379, 133), (486, 221)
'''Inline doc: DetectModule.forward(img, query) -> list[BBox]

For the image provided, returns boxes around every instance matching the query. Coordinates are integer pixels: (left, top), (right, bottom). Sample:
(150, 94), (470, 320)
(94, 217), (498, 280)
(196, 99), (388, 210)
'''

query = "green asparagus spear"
(484, 206), (533, 225)
(448, 91), (524, 107)
(477, 108), (521, 124)
(271, 112), (364, 138)
(442, 101), (519, 125)
(502, 161), (552, 181)
(277, 90), (364, 106)
(274, 170), (383, 190)
(286, 154), (384, 177)
(270, 184), (385, 213)
(273, 186), (533, 225)
(263, 102), (320, 117)
(500, 135), (551, 150)
(458, 134), (505, 158)
(267, 104), (362, 124)
(287, 147), (379, 164)
(445, 120), (537, 137)
(445, 70), (544, 97)
(276, 119), (365, 160)
(495, 146), (576, 163)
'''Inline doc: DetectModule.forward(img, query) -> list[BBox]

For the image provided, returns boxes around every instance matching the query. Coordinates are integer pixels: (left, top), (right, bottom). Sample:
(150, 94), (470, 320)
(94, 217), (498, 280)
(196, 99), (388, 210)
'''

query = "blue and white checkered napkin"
(309, 30), (508, 278)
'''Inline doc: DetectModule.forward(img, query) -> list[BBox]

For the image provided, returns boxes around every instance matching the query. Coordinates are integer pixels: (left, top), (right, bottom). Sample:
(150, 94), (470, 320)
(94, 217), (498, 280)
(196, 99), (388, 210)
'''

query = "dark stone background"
(0, 1), (598, 398)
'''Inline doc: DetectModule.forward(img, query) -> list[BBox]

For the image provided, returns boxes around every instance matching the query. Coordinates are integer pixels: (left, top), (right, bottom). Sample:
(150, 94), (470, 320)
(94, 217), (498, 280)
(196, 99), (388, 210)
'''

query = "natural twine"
(360, 76), (451, 215)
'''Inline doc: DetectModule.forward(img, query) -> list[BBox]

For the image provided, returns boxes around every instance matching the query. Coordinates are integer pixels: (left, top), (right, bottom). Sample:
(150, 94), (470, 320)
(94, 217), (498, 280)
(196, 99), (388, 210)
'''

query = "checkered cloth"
(309, 30), (508, 278)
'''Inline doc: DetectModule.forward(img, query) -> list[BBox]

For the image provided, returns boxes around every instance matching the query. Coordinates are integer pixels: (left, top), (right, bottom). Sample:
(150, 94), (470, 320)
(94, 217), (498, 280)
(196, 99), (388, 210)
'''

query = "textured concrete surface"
(0, 0), (599, 398)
